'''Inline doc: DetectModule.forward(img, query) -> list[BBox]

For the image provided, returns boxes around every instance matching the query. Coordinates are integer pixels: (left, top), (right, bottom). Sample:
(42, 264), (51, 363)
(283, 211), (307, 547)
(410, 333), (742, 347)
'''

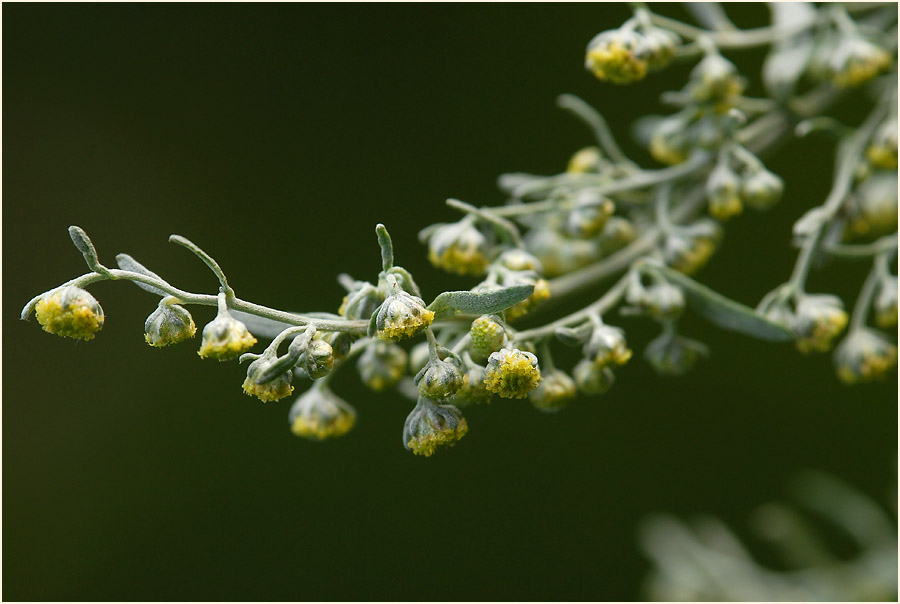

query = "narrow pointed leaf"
(650, 264), (793, 342)
(115, 254), (168, 296)
(428, 284), (534, 321)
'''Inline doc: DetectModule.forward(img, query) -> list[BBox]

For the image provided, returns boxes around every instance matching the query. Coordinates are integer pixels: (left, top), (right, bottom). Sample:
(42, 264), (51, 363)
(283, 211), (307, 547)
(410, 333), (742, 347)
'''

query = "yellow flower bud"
(834, 329), (898, 384)
(289, 386), (356, 440)
(374, 291), (434, 341)
(529, 369), (577, 413)
(585, 29), (649, 85)
(198, 309), (257, 361)
(403, 398), (468, 456)
(35, 286), (104, 341)
(483, 348), (542, 399)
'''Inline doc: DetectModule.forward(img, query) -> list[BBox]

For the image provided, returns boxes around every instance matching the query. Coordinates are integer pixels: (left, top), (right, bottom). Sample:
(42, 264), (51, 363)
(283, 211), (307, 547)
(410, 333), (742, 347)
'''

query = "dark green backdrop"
(4, 3), (896, 601)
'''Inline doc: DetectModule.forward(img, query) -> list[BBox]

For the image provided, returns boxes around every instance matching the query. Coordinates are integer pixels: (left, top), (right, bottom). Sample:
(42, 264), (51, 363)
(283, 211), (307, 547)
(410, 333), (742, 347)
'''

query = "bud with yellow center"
(35, 286), (104, 341)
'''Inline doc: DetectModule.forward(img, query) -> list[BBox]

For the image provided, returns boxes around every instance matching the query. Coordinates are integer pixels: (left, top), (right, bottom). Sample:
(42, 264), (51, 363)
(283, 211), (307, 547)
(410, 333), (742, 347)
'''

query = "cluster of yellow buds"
(35, 286), (105, 341)
(402, 397), (468, 456)
(584, 24), (678, 85)
(705, 153), (784, 221)
(846, 138), (898, 239)
(833, 328), (898, 384)
(483, 348), (542, 399)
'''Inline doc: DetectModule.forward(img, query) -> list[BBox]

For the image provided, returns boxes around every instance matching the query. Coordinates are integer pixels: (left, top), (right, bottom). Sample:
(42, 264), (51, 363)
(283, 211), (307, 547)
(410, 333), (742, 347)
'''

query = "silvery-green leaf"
(763, 36), (815, 99)
(230, 310), (295, 340)
(428, 284), (534, 321)
(367, 309), (379, 338)
(555, 324), (593, 347)
(648, 264), (793, 342)
(68, 226), (101, 269)
(115, 253), (167, 296)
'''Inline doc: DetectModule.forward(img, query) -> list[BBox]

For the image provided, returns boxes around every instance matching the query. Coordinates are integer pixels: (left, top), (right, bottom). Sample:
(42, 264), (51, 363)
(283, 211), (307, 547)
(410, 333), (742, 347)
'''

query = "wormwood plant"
(21, 3), (899, 456)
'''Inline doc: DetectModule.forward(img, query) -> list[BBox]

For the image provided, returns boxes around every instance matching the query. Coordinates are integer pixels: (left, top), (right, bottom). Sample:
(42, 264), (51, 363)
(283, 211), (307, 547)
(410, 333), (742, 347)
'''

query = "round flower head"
(584, 323), (632, 368)
(529, 369), (577, 413)
(573, 359), (616, 395)
(663, 220), (722, 276)
(689, 54), (744, 107)
(374, 290), (434, 341)
(599, 216), (637, 255)
(289, 386), (356, 440)
(338, 282), (382, 320)
(471, 314), (508, 360)
(567, 146), (606, 174)
(242, 355), (294, 402)
(866, 118), (898, 170)
(35, 286), (104, 341)
(706, 162), (743, 220)
(650, 115), (692, 165)
(301, 339), (334, 380)
(585, 29), (649, 85)
(833, 328), (898, 385)
(402, 397), (468, 456)
(483, 348), (542, 399)
(847, 171), (898, 238)
(874, 276), (898, 328)
(829, 35), (892, 88)
(357, 341), (408, 392)
(566, 191), (615, 239)
(452, 365), (493, 406)
(198, 309), (257, 361)
(144, 298), (196, 347)
(426, 219), (492, 276)
(792, 294), (849, 354)
(504, 277), (551, 321)
(740, 168), (784, 211)
(497, 249), (543, 273)
(644, 331), (708, 376)
(415, 358), (464, 401)
(640, 27), (679, 72)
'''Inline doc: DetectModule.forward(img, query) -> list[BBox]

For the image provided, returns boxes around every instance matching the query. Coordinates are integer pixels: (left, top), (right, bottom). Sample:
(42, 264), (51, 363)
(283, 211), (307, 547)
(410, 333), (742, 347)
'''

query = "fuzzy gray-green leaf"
(428, 284), (534, 321)
(115, 254), (168, 296)
(651, 264), (793, 342)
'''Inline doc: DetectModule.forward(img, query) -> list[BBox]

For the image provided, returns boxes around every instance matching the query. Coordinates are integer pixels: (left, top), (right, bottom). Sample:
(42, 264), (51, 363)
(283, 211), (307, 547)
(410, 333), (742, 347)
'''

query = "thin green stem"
(556, 94), (635, 168)
(850, 254), (888, 331)
(647, 12), (810, 48)
(515, 274), (630, 342)
(445, 198), (524, 247)
(827, 234), (899, 259)
(169, 235), (234, 298)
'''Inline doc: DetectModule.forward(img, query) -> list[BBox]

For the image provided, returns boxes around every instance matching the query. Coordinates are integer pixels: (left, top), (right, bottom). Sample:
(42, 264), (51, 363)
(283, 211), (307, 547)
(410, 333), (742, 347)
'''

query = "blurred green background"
(3, 3), (896, 601)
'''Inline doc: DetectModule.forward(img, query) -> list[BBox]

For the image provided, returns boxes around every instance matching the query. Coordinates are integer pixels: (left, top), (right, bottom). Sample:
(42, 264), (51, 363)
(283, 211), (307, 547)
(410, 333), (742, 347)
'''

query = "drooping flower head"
(35, 286), (104, 341)
(289, 386), (356, 440)
(402, 397), (468, 456)
(144, 297), (196, 347)
(833, 328), (898, 385)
